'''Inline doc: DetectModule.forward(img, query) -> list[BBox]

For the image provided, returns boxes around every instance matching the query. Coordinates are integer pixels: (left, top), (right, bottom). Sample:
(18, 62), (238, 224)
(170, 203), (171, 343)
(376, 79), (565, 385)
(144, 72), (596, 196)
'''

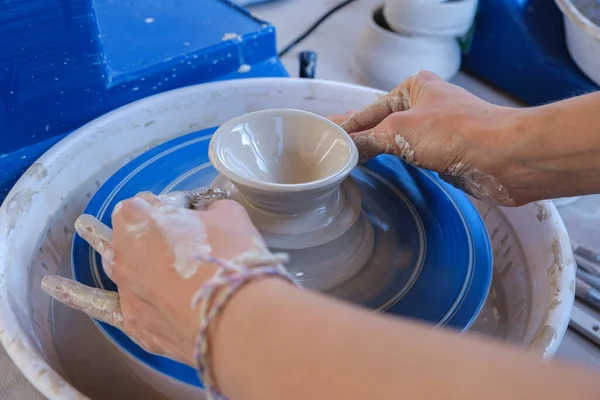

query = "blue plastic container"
(0, 0), (288, 201)
(462, 0), (598, 105)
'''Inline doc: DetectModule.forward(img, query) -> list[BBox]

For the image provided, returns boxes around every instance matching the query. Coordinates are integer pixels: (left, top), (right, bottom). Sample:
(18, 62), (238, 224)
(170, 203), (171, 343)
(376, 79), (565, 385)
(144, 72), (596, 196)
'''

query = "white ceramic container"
(0, 78), (575, 399)
(555, 0), (600, 86)
(355, 6), (461, 91)
(383, 0), (478, 37)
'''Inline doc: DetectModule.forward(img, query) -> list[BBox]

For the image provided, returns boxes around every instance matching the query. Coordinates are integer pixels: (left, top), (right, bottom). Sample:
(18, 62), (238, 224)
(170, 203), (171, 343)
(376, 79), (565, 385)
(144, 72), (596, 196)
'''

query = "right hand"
(42, 193), (275, 367)
(330, 71), (528, 206)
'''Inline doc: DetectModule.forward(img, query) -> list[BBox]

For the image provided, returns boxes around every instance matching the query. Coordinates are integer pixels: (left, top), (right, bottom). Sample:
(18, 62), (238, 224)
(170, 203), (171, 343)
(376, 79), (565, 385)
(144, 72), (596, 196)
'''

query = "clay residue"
(353, 131), (392, 163)
(530, 324), (557, 350)
(222, 32), (241, 41)
(74, 215), (113, 261)
(5, 189), (36, 232)
(149, 201), (212, 279)
(393, 135), (419, 166)
(158, 188), (226, 210)
(441, 163), (515, 206)
(187, 188), (227, 210)
(24, 163), (48, 180)
(535, 202), (552, 222)
(238, 64), (251, 73)
(41, 275), (123, 328)
(342, 87), (410, 132)
(529, 238), (566, 351)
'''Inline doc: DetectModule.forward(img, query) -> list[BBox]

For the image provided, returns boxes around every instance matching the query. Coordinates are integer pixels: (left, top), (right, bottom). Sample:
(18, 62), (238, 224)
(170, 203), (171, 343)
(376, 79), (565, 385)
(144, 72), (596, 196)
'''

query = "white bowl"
(355, 6), (461, 91)
(383, 0), (478, 37)
(555, 0), (600, 86)
(0, 78), (575, 399)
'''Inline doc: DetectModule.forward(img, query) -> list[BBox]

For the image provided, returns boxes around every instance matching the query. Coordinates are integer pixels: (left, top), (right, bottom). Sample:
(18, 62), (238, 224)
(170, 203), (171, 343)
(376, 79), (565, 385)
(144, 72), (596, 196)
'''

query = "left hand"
(328, 72), (522, 206)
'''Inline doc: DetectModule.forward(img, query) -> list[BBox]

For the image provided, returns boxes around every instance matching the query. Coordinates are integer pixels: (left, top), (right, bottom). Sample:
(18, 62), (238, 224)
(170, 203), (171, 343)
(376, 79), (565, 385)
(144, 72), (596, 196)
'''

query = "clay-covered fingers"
(74, 214), (113, 259)
(340, 72), (444, 162)
(41, 275), (123, 329)
(340, 95), (405, 135)
(74, 214), (115, 276)
(340, 78), (415, 136)
(339, 86), (411, 163)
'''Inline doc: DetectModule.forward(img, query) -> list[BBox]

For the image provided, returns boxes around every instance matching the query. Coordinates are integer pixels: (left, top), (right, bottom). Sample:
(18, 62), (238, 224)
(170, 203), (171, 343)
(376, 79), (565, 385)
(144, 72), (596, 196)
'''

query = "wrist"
(497, 98), (600, 204)
(208, 277), (300, 395)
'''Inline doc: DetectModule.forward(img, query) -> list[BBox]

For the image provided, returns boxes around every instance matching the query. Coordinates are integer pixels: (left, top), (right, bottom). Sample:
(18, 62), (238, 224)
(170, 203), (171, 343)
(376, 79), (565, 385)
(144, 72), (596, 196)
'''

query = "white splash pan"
(0, 78), (575, 399)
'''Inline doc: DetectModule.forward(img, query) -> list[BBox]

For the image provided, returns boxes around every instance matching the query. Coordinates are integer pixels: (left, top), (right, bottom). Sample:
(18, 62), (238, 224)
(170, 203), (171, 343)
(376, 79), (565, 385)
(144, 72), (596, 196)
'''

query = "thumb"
(350, 111), (418, 166)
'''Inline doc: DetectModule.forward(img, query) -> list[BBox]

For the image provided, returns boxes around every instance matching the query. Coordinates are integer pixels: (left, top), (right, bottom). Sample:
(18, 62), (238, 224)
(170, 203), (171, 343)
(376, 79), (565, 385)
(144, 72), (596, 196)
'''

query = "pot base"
(212, 174), (363, 250)
(213, 173), (373, 292)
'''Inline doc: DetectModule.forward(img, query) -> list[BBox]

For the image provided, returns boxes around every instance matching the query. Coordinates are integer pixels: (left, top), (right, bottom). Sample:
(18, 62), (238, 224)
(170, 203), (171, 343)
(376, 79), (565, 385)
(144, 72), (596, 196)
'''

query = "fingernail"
(120, 197), (153, 238)
(111, 201), (124, 219)
(135, 191), (163, 205)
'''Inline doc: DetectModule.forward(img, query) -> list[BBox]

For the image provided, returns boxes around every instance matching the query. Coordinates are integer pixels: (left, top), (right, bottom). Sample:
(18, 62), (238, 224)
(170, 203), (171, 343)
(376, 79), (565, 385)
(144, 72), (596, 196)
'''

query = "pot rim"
(208, 108), (359, 193)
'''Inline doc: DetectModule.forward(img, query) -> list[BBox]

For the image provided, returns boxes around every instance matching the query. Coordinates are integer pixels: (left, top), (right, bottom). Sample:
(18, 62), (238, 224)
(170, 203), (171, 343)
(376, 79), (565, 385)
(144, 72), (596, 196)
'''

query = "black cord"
(277, 0), (358, 57)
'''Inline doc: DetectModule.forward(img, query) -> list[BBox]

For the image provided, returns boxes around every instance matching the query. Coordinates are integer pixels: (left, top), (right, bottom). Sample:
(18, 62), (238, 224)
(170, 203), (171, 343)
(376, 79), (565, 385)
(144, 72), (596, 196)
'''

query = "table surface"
(2, 0), (599, 398)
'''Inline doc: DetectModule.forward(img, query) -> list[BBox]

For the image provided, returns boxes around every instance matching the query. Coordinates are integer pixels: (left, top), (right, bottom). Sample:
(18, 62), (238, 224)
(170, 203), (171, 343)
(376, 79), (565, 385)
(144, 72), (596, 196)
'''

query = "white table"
(2, 0), (599, 398)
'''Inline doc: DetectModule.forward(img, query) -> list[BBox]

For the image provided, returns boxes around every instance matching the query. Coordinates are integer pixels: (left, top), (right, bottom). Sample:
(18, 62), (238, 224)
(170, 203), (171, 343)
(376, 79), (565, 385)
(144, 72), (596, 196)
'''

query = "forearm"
(211, 279), (600, 400)
(500, 92), (600, 204)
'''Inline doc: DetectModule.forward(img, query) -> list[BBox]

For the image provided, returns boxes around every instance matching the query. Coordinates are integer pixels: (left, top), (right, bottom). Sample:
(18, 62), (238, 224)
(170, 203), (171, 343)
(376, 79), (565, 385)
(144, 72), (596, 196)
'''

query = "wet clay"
(158, 187), (226, 211)
(147, 201), (212, 279)
(41, 275), (123, 328)
(441, 163), (515, 206)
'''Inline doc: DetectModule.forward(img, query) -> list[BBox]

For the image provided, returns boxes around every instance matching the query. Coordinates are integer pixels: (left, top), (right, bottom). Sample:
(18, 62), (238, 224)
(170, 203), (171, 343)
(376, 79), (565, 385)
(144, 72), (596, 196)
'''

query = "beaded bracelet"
(191, 253), (302, 400)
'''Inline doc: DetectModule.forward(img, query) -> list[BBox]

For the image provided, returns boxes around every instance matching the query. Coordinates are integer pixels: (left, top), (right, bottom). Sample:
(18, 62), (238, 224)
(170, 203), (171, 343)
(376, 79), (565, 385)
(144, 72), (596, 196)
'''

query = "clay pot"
(208, 109), (373, 290)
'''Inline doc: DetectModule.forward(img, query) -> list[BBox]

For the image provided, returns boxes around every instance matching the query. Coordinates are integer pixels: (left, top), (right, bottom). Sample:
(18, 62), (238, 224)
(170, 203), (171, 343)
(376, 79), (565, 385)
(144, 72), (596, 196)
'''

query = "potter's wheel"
(72, 125), (492, 388)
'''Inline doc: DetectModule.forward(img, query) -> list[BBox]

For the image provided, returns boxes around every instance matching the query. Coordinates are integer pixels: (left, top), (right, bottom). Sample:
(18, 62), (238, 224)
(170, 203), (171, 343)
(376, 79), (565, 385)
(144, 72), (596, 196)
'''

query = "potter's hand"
(41, 190), (276, 366)
(332, 71), (521, 206)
